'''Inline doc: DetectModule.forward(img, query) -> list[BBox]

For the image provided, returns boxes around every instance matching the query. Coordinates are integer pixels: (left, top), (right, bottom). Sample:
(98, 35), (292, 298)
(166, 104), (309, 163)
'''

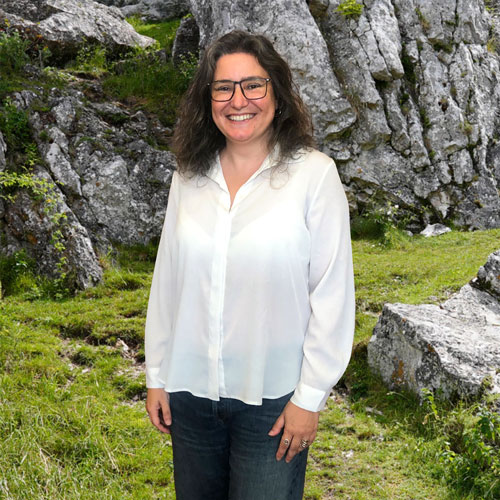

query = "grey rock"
(475, 250), (500, 300)
(172, 15), (200, 67)
(368, 250), (500, 399)
(188, 0), (357, 144)
(315, 0), (500, 230)
(24, 87), (176, 249)
(0, 0), (155, 62)
(2, 185), (102, 290)
(95, 0), (189, 21)
(420, 223), (452, 237)
(1, 83), (175, 289)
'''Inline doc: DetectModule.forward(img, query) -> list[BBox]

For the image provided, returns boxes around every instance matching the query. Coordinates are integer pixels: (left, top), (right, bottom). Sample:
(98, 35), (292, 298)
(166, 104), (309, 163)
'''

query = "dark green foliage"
(102, 49), (196, 126)
(0, 250), (35, 297)
(0, 98), (32, 152)
(0, 30), (30, 74)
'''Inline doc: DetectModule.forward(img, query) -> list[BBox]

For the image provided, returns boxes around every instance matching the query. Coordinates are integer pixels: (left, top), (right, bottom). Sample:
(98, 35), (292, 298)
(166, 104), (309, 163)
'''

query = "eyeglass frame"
(208, 77), (272, 102)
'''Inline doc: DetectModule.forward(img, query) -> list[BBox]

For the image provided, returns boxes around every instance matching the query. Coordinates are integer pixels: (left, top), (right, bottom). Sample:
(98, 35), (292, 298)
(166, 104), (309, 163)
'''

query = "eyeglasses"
(208, 77), (271, 102)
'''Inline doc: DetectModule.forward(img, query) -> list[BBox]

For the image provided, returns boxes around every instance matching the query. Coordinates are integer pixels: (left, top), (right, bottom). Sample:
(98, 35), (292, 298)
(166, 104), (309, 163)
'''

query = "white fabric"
(145, 147), (355, 412)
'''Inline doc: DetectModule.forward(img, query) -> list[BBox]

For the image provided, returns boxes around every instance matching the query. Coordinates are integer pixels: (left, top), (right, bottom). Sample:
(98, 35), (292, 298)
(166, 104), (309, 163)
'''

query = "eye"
(244, 81), (264, 90)
(214, 84), (232, 92)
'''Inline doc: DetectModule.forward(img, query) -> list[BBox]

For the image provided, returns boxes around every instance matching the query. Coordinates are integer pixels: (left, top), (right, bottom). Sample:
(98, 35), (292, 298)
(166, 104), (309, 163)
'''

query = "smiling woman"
(145, 30), (355, 500)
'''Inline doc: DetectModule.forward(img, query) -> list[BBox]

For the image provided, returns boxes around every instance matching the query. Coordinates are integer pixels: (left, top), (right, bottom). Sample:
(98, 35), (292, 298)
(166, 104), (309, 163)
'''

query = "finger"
(275, 433), (292, 461)
(159, 400), (172, 433)
(268, 412), (285, 437)
(147, 401), (170, 434)
(286, 435), (313, 463)
(285, 436), (301, 463)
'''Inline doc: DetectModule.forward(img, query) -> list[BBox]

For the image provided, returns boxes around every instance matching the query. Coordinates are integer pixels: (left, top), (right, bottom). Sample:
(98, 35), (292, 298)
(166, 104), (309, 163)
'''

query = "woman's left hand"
(268, 400), (319, 463)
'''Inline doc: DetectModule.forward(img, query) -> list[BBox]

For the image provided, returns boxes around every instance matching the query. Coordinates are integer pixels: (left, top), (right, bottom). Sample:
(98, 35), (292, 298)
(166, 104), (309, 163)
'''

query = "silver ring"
(300, 439), (309, 448)
(283, 438), (290, 447)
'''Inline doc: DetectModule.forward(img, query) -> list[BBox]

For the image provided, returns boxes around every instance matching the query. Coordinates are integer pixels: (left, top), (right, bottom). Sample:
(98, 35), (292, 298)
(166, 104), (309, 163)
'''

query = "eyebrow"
(212, 76), (267, 82)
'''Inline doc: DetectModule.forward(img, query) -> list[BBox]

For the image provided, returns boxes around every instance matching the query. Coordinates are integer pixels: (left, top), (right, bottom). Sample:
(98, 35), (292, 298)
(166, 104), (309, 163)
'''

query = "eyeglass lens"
(211, 78), (269, 101)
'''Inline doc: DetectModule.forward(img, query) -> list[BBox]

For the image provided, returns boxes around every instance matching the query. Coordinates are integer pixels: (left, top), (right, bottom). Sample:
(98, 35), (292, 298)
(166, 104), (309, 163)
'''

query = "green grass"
(126, 17), (181, 54)
(100, 18), (196, 127)
(1, 229), (499, 498)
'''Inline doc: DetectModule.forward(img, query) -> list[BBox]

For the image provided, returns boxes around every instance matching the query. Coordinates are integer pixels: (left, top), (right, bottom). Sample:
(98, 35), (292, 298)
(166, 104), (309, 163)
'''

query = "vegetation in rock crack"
(0, 100), (69, 299)
(1, 230), (500, 499)
(336, 0), (364, 18)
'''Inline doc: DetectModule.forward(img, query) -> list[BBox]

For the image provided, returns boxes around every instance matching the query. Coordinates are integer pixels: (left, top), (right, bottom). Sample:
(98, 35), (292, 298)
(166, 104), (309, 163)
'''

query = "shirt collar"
(206, 144), (282, 190)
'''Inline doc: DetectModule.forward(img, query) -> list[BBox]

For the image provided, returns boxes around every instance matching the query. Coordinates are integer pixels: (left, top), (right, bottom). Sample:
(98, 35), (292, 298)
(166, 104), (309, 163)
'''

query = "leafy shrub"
(336, 0), (364, 18)
(440, 407), (500, 498)
(0, 98), (32, 151)
(67, 42), (108, 76)
(351, 201), (415, 247)
(0, 250), (35, 297)
(420, 389), (500, 499)
(0, 30), (30, 74)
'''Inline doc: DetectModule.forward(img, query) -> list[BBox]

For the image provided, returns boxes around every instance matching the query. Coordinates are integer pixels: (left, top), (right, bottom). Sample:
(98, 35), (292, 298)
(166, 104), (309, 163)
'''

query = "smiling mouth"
(228, 114), (255, 122)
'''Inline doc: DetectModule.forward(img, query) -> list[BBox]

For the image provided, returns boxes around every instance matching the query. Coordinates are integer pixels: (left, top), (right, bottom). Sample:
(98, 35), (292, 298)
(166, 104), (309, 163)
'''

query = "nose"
(231, 83), (248, 107)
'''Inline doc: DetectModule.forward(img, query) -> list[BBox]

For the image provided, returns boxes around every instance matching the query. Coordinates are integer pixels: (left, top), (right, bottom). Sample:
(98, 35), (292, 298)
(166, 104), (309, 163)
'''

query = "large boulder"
(95, 0), (189, 21)
(172, 15), (200, 67)
(315, 0), (500, 229)
(188, 0), (357, 145)
(368, 250), (500, 399)
(474, 249), (500, 299)
(0, 0), (155, 62)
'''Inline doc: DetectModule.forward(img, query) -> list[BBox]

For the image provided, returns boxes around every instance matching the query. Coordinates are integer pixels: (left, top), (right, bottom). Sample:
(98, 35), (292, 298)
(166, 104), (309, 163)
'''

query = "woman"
(145, 30), (355, 500)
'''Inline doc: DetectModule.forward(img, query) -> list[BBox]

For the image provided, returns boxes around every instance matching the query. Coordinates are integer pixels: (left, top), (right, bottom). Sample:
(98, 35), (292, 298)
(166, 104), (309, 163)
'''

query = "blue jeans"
(169, 391), (308, 500)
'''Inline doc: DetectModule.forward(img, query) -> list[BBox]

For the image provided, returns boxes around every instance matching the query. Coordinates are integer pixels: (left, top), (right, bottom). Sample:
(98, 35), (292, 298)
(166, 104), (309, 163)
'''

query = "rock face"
(95, 0), (189, 21)
(316, 0), (500, 229)
(188, 0), (357, 146)
(0, 0), (155, 62)
(0, 86), (175, 289)
(368, 251), (500, 399)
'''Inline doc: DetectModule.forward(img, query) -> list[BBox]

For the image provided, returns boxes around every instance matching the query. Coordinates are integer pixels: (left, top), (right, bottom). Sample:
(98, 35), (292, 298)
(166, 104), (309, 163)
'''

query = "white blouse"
(145, 147), (355, 412)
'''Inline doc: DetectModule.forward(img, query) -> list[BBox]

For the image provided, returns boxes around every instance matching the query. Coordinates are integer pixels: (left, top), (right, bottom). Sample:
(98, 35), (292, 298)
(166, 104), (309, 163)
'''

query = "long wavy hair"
(171, 30), (315, 176)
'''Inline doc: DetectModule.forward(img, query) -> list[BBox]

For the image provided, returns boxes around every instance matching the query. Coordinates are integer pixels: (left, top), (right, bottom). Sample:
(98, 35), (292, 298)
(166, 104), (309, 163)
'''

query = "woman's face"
(211, 52), (276, 149)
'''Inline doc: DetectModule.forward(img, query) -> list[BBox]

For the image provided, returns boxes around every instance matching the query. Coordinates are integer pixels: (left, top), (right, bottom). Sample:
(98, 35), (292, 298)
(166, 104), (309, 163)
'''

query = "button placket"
(208, 188), (233, 397)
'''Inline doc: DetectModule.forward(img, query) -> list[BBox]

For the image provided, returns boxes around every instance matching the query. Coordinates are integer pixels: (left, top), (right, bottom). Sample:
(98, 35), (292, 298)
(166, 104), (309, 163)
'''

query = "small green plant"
(415, 7), (431, 30)
(336, 0), (364, 18)
(440, 406), (500, 498)
(351, 201), (415, 247)
(0, 29), (30, 74)
(0, 98), (32, 151)
(487, 35), (497, 53)
(71, 42), (108, 76)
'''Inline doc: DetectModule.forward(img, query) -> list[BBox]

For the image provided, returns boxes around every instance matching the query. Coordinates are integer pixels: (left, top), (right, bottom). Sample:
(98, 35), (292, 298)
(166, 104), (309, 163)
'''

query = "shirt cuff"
(291, 381), (331, 412)
(146, 366), (165, 388)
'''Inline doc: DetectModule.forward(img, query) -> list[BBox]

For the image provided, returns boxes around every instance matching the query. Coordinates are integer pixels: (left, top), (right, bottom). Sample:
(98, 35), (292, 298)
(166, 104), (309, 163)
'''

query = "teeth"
(228, 114), (254, 121)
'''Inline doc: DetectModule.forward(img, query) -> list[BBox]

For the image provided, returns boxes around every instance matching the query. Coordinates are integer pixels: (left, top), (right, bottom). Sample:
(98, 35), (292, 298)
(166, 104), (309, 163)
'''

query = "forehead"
(213, 52), (269, 80)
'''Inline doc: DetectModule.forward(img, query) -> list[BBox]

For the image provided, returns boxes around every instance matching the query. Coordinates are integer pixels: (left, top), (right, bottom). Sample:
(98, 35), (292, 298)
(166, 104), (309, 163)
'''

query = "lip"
(227, 113), (255, 122)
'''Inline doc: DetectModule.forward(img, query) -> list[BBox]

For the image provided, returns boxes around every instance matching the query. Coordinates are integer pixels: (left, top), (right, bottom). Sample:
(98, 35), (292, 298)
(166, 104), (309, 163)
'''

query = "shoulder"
(289, 148), (336, 176)
(285, 148), (339, 190)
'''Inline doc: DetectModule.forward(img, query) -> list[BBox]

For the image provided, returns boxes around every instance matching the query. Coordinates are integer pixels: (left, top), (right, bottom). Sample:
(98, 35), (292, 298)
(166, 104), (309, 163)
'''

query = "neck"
(222, 140), (272, 172)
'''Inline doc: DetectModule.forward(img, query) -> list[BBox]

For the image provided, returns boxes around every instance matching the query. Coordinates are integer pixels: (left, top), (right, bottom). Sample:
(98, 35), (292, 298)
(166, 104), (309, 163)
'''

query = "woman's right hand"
(146, 388), (171, 433)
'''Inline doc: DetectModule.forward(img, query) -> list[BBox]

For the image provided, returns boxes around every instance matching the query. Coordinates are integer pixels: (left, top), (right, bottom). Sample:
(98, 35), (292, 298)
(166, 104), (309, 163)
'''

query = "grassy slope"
(1, 230), (499, 499)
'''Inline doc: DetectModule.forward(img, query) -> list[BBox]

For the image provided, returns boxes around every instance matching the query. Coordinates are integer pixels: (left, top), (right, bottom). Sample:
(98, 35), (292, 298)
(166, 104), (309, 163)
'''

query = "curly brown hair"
(171, 30), (315, 176)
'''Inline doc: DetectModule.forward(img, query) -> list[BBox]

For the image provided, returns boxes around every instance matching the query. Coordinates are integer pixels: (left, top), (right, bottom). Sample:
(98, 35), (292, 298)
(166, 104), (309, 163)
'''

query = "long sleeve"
(290, 161), (355, 412)
(144, 172), (179, 388)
